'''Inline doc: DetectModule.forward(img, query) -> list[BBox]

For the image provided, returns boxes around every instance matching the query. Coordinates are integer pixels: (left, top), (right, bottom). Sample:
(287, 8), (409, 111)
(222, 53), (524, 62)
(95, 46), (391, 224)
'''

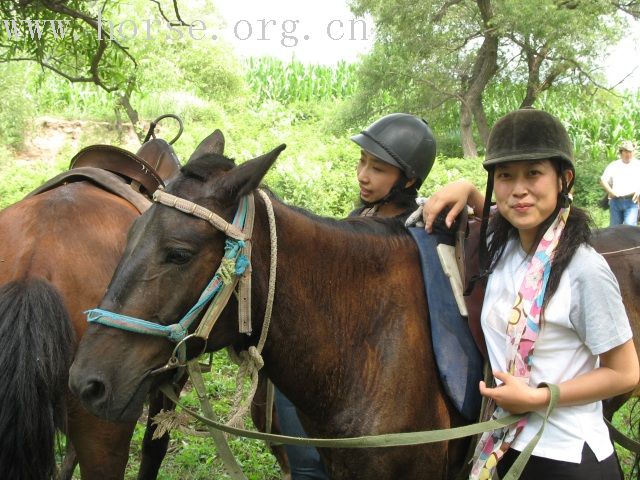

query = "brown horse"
(591, 225), (640, 419)
(0, 182), (140, 479)
(68, 133), (470, 479)
(0, 140), (185, 479)
(68, 133), (640, 479)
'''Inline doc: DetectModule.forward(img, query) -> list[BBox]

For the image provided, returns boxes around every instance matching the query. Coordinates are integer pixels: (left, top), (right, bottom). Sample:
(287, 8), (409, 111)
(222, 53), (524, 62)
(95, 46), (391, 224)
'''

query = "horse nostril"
(80, 377), (107, 404)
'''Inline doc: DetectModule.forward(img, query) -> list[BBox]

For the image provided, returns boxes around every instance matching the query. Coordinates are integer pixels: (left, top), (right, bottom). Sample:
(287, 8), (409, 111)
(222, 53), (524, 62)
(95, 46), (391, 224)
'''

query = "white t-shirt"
(481, 238), (633, 463)
(601, 158), (640, 197)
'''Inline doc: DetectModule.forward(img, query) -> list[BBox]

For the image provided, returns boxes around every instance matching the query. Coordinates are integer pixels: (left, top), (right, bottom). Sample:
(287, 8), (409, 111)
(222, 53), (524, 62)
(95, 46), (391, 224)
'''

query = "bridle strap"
(236, 193), (255, 334)
(153, 188), (248, 241)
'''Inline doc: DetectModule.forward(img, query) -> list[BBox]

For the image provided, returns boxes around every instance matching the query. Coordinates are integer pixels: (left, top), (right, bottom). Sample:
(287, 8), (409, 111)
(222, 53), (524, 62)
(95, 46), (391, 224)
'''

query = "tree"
(351, 0), (629, 157)
(0, 0), (188, 132)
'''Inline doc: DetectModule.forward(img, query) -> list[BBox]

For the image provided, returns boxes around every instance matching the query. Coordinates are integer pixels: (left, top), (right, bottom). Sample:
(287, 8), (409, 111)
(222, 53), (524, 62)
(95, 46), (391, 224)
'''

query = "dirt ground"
(14, 116), (143, 167)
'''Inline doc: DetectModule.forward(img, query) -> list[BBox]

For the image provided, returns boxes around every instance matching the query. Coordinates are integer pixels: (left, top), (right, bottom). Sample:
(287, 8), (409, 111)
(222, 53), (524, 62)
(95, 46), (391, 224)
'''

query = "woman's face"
(356, 150), (402, 203)
(493, 159), (572, 250)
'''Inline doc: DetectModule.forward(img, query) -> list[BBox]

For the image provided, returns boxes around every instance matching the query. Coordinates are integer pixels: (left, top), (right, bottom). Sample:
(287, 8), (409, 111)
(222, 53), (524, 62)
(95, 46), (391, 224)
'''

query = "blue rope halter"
(85, 194), (251, 343)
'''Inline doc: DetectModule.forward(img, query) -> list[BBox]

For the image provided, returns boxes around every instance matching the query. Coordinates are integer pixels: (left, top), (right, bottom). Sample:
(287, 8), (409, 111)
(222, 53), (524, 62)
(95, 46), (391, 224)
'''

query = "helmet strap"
(359, 175), (417, 210)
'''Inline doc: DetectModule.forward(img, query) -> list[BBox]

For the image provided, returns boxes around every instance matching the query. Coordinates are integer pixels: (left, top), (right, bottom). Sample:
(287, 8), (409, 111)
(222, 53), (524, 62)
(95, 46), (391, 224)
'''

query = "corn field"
(245, 57), (359, 104)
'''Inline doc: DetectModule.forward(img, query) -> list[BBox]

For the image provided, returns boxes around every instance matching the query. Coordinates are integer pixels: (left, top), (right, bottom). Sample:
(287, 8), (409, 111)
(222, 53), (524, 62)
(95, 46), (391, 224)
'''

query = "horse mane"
(284, 198), (410, 237)
(179, 154), (411, 238)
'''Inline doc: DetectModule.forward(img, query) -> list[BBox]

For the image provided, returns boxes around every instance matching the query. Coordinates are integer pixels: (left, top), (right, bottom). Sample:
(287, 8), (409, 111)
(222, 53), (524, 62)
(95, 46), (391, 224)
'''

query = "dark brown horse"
(68, 133), (470, 479)
(68, 133), (640, 479)
(592, 225), (640, 419)
(0, 139), (185, 479)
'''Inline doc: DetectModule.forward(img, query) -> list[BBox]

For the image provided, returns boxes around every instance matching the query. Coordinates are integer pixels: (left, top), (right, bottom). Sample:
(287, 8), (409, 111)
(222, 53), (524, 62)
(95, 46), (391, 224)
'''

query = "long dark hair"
(486, 163), (592, 313)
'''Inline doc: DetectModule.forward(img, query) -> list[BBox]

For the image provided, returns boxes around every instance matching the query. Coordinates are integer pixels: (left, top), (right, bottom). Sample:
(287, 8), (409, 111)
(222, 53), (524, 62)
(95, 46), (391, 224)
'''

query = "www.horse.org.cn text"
(1, 14), (372, 48)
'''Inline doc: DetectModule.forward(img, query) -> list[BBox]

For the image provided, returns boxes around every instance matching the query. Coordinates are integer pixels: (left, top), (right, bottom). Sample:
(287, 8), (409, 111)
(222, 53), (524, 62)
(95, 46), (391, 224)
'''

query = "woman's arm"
(480, 339), (639, 414)
(422, 179), (485, 233)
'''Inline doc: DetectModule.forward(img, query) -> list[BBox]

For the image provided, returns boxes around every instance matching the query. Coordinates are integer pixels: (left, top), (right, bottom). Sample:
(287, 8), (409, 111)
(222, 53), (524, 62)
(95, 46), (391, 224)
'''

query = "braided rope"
(600, 245), (640, 256)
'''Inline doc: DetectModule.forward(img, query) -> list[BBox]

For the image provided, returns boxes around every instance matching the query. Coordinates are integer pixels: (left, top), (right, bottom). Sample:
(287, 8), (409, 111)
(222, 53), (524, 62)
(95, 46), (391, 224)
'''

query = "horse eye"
(165, 248), (194, 265)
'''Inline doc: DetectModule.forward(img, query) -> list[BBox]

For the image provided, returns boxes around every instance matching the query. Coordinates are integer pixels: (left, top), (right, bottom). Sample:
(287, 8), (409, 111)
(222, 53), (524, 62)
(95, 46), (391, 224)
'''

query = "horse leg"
(252, 371), (291, 480)
(137, 388), (172, 480)
(137, 374), (189, 480)
(67, 395), (135, 480)
(59, 440), (78, 480)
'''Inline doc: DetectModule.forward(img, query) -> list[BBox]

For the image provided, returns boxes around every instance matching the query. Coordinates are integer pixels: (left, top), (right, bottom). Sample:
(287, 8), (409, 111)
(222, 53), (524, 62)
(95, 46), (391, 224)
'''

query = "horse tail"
(0, 278), (75, 479)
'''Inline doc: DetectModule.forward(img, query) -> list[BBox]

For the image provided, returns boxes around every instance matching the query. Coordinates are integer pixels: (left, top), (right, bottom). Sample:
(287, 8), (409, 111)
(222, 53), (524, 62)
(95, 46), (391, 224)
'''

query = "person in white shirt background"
(600, 140), (640, 225)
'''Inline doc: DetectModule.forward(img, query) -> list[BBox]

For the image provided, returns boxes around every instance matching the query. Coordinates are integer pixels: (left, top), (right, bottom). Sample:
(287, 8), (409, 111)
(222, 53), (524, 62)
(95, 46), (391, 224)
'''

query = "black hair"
(486, 161), (591, 314)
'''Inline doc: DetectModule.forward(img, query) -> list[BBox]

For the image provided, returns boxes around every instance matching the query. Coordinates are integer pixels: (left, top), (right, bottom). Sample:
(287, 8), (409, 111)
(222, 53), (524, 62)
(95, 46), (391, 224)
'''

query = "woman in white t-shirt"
(600, 140), (640, 225)
(423, 108), (639, 480)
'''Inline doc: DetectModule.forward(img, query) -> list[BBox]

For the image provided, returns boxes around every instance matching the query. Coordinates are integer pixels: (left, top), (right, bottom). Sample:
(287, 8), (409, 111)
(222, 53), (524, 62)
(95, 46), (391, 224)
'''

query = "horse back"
(0, 182), (139, 336)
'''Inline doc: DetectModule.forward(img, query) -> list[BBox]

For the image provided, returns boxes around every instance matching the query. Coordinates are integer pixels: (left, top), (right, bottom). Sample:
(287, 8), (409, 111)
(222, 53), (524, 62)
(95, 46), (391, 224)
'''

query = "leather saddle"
(27, 138), (182, 213)
(69, 138), (181, 196)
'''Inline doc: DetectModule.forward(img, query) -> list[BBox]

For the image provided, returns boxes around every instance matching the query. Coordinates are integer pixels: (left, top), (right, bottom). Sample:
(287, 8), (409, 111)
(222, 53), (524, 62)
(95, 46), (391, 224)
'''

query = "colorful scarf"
(469, 206), (570, 480)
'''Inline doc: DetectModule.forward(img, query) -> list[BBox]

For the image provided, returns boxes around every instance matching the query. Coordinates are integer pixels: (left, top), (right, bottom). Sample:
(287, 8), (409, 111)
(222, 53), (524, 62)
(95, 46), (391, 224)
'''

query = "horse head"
(69, 130), (286, 422)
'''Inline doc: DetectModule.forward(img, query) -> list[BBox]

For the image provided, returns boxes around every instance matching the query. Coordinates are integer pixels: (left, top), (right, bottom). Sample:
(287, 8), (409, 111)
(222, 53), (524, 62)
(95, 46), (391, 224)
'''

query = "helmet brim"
(351, 133), (404, 171)
(483, 151), (573, 170)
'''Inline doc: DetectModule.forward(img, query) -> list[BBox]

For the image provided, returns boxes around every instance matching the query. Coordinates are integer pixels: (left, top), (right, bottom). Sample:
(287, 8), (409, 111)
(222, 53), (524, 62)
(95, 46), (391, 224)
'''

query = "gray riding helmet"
(483, 108), (574, 177)
(351, 113), (437, 187)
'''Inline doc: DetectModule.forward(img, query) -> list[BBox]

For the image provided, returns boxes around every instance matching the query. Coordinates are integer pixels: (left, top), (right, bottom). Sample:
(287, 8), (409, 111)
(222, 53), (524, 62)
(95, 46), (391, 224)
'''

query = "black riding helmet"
(351, 113), (437, 188)
(483, 107), (575, 190)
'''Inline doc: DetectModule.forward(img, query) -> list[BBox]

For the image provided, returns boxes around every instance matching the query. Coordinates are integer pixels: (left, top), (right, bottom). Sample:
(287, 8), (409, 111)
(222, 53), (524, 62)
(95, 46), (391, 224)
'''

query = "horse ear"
(220, 144), (286, 200)
(188, 129), (225, 162)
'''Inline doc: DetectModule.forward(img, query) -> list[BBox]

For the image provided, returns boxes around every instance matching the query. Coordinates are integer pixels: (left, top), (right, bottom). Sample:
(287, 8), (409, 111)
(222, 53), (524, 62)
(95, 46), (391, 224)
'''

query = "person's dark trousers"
(497, 442), (622, 480)
(274, 387), (330, 480)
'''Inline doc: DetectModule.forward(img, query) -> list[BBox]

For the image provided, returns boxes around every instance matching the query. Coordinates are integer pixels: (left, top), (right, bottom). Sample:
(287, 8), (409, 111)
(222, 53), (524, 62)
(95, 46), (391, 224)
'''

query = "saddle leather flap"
(70, 144), (165, 195)
(135, 139), (181, 183)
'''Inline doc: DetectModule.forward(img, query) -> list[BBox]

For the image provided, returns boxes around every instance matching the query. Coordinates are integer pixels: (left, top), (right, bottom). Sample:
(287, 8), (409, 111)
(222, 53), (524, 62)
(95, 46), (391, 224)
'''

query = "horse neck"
(248, 194), (421, 409)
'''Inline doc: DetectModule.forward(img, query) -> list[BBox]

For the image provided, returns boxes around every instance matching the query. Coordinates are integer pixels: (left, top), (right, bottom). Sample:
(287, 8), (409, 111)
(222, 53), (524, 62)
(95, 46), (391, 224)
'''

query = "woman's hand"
(422, 180), (484, 233)
(482, 340), (639, 414)
(479, 371), (550, 414)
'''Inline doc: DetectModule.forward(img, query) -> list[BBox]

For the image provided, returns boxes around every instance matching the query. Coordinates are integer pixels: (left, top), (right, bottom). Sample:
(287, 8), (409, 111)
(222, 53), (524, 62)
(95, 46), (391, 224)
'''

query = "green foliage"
(0, 160), (57, 208)
(613, 399), (640, 477)
(349, 0), (627, 156)
(0, 62), (35, 148)
(421, 155), (487, 198)
(0, 0), (138, 91)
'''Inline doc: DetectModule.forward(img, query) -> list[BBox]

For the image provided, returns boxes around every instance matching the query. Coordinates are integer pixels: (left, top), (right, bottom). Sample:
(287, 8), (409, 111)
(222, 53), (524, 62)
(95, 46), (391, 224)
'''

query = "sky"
(213, 0), (373, 64)
(213, 0), (640, 91)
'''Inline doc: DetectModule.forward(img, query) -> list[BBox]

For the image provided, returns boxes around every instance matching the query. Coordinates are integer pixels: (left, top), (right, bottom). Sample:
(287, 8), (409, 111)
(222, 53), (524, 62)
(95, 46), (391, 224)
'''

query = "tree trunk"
(460, 101), (477, 157)
(520, 45), (543, 108)
(471, 96), (491, 145)
(458, 0), (498, 157)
